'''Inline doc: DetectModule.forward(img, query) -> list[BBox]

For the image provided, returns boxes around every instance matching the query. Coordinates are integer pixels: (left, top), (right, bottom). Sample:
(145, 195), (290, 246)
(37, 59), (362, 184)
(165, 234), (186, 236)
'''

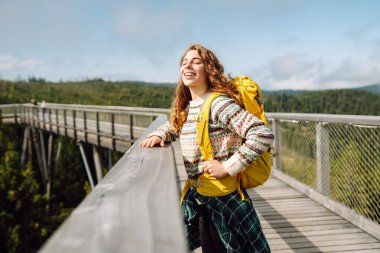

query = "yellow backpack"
(180, 76), (272, 204)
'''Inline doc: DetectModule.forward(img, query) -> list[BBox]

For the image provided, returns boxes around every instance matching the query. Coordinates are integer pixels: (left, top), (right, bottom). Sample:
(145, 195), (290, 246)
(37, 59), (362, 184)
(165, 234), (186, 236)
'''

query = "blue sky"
(0, 0), (379, 90)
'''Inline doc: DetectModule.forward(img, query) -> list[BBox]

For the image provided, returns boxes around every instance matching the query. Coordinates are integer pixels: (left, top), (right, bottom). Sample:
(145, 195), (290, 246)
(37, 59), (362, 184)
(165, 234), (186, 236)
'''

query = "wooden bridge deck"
(173, 141), (380, 253)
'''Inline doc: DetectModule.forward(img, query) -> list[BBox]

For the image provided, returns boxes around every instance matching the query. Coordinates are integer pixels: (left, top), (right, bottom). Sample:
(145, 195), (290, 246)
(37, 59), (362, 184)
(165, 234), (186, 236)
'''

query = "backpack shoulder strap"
(197, 92), (221, 161)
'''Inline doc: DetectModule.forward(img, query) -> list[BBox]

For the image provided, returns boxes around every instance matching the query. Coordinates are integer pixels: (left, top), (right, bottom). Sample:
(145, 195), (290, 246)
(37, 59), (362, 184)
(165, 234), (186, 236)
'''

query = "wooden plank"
(272, 169), (380, 240)
(248, 176), (380, 252)
(268, 232), (377, 245)
(260, 219), (348, 229)
(311, 242), (380, 252)
(260, 216), (345, 227)
(270, 237), (379, 250)
(344, 250), (380, 253)
(263, 223), (357, 234)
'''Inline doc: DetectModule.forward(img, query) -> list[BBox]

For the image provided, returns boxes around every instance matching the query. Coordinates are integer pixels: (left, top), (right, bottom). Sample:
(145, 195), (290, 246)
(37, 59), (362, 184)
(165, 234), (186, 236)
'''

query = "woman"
(140, 44), (273, 253)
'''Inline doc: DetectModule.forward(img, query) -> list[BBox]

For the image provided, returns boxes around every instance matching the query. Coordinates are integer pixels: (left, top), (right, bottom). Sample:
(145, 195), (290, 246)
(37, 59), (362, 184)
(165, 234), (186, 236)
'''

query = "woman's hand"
(203, 160), (229, 178)
(139, 135), (164, 148)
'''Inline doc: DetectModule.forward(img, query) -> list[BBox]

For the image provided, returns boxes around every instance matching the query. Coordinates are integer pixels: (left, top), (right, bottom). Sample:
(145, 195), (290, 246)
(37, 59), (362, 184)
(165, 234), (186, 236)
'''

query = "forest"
(0, 78), (379, 252)
(1, 78), (379, 114)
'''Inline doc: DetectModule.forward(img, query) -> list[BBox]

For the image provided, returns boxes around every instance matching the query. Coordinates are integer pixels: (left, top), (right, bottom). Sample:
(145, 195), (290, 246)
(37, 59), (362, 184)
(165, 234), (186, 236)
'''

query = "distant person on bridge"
(140, 44), (274, 253)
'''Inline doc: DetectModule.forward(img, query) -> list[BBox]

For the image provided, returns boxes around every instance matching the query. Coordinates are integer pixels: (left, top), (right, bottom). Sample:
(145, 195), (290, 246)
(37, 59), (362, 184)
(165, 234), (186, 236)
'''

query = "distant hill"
(0, 79), (379, 115)
(120, 80), (176, 87)
(263, 89), (308, 96)
(353, 84), (380, 95)
(263, 84), (380, 96)
(263, 88), (380, 115)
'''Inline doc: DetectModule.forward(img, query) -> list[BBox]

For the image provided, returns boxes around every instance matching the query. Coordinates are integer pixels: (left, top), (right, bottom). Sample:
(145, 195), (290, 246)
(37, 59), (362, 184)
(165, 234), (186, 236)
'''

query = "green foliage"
(0, 125), (115, 253)
(1, 79), (378, 115)
(0, 80), (175, 108)
(264, 89), (380, 115)
(0, 125), (47, 253)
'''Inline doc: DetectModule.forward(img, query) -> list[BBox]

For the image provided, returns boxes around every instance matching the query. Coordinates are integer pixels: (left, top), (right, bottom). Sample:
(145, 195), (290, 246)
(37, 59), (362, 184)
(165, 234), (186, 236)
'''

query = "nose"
(184, 60), (192, 69)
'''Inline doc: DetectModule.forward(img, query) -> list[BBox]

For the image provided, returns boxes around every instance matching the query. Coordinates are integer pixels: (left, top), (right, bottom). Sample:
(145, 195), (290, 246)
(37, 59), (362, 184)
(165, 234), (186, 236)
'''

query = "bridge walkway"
(173, 141), (380, 253)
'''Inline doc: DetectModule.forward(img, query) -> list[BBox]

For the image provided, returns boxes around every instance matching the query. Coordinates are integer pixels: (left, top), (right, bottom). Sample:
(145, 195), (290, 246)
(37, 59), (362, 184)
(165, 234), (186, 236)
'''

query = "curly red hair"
(169, 44), (243, 135)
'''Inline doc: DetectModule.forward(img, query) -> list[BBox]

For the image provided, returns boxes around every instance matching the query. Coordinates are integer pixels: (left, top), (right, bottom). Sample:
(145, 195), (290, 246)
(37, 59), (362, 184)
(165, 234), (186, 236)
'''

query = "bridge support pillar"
(55, 138), (63, 163)
(78, 142), (95, 189)
(40, 130), (48, 185)
(47, 134), (55, 203)
(21, 127), (31, 168)
(31, 127), (47, 189)
(93, 145), (103, 183)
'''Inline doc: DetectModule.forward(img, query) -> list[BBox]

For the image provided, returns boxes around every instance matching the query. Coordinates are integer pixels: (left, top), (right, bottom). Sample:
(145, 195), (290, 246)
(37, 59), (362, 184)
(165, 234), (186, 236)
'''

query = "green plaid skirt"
(182, 187), (271, 253)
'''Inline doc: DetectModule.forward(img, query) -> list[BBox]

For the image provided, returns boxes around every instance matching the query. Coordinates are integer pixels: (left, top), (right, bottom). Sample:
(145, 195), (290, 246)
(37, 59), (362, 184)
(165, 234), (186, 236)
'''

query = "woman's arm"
(139, 121), (178, 148)
(212, 96), (275, 176)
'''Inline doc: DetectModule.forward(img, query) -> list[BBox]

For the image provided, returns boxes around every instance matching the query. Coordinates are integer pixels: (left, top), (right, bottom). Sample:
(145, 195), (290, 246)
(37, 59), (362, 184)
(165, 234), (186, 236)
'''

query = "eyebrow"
(182, 57), (203, 62)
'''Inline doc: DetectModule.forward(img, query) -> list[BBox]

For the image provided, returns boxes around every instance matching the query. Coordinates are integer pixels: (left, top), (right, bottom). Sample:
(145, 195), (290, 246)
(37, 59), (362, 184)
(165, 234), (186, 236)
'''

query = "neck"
(189, 86), (208, 100)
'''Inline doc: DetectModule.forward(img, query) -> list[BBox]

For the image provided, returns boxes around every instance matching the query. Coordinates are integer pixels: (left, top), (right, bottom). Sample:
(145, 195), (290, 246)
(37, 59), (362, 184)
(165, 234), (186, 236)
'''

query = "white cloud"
(0, 54), (44, 70)
(319, 58), (380, 86)
(253, 53), (323, 90)
(268, 53), (319, 80)
(253, 53), (380, 90)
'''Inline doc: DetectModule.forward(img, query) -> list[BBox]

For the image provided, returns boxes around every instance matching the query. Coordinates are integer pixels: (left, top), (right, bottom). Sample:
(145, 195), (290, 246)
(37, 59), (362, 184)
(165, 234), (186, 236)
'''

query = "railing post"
(27, 107), (31, 126)
(55, 109), (60, 135)
(83, 111), (87, 143)
(129, 114), (134, 142)
(272, 119), (282, 171)
(111, 112), (115, 150)
(63, 109), (67, 137)
(73, 110), (77, 141)
(316, 122), (330, 196)
(96, 112), (100, 146)
(42, 107), (46, 131)
(20, 105), (24, 124)
(108, 149), (113, 169)
(13, 105), (17, 124)
(19, 104), (25, 124)
(36, 107), (40, 128)
(48, 109), (52, 133)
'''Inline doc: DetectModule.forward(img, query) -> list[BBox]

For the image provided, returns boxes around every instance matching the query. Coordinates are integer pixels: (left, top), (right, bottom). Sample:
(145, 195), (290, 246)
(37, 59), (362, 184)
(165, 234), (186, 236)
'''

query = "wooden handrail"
(38, 115), (187, 253)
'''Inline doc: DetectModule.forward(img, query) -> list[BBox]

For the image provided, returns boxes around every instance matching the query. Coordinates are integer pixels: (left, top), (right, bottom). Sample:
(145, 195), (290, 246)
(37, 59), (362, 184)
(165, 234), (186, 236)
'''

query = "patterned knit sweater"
(149, 93), (275, 177)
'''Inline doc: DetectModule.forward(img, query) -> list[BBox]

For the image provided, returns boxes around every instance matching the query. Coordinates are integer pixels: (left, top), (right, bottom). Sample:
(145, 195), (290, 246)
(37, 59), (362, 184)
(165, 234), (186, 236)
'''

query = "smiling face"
(180, 49), (208, 90)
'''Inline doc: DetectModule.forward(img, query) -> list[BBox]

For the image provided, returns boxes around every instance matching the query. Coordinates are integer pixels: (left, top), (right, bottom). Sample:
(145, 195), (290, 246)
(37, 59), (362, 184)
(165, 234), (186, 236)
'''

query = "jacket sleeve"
(211, 96), (274, 176)
(148, 121), (178, 142)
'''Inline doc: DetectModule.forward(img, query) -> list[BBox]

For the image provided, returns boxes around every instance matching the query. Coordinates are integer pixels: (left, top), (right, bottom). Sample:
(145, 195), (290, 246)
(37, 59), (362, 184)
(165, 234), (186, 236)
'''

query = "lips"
(184, 72), (195, 77)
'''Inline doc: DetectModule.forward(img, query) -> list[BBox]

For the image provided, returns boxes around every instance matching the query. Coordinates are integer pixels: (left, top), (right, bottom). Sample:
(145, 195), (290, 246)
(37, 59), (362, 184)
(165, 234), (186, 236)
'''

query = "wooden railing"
(38, 115), (188, 253)
(0, 103), (170, 152)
